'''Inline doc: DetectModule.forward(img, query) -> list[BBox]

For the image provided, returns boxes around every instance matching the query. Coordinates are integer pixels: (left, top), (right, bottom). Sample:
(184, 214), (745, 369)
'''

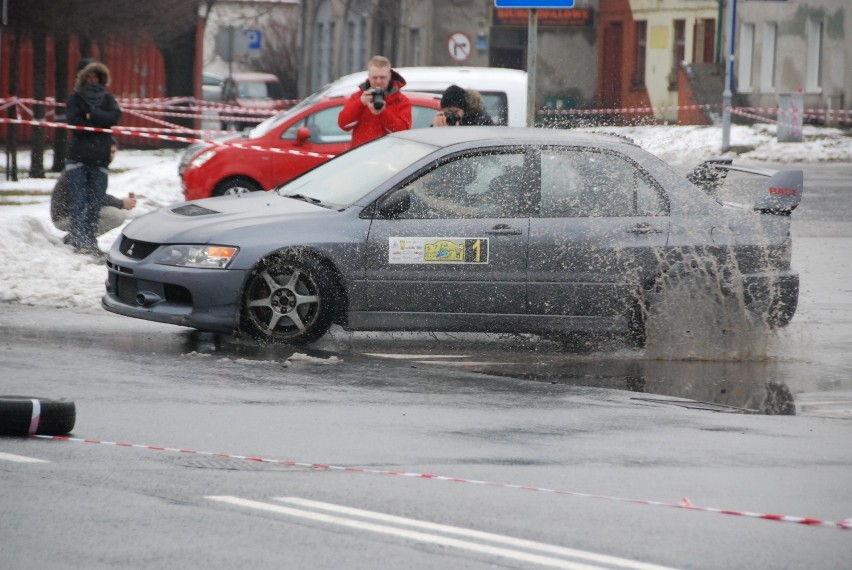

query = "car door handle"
(627, 223), (663, 235)
(485, 224), (523, 236)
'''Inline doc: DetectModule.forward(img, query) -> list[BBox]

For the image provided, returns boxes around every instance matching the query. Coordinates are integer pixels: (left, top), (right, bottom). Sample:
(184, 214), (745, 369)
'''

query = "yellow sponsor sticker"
(388, 237), (489, 264)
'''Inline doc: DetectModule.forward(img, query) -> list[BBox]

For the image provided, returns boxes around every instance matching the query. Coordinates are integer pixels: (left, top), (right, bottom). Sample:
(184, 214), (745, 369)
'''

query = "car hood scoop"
(171, 204), (220, 216)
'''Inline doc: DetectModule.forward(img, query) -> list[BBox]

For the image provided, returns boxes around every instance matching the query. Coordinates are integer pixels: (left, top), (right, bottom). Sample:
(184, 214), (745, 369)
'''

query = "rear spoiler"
(687, 159), (803, 216)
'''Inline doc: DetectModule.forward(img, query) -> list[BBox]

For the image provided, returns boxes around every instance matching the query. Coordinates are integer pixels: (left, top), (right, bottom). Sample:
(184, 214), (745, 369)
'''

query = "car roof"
(228, 72), (280, 82)
(320, 66), (526, 97)
(388, 126), (638, 149)
(313, 90), (441, 104)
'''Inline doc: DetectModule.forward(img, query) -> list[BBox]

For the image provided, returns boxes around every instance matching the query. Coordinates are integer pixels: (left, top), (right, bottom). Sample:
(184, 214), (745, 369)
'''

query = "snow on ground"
(0, 123), (850, 309)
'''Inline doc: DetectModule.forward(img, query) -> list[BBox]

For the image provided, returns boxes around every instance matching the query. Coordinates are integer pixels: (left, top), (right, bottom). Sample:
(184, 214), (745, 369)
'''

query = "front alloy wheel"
(241, 255), (336, 344)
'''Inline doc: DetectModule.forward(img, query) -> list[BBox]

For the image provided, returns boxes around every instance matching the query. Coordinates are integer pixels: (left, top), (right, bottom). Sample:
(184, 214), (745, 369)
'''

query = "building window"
(344, 0), (369, 75)
(409, 28), (421, 66)
(738, 23), (755, 93)
(806, 19), (823, 92)
(633, 20), (647, 88)
(760, 22), (777, 91)
(669, 19), (685, 90)
(313, 0), (335, 91)
(693, 18), (715, 63)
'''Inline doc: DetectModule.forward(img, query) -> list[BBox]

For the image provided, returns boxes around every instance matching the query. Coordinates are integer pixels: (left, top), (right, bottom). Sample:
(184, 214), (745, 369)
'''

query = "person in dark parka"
(64, 61), (121, 256)
(431, 84), (494, 127)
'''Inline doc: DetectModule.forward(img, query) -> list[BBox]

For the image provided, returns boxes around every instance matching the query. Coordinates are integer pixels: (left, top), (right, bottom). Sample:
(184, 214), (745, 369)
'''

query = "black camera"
(370, 87), (385, 111)
(443, 110), (460, 126)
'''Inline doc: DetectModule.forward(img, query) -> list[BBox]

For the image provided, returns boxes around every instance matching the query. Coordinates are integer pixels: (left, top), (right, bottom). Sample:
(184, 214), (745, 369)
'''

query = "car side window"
(281, 106), (352, 144)
(397, 152), (528, 219)
(412, 105), (439, 128)
(479, 92), (507, 125)
(239, 81), (269, 98)
(539, 149), (667, 217)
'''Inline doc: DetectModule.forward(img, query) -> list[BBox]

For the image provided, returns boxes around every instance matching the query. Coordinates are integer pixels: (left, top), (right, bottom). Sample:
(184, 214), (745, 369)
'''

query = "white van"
(317, 67), (528, 127)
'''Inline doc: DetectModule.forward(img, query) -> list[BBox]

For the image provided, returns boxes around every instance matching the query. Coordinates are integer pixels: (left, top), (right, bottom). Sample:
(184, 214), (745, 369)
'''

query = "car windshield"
(249, 92), (323, 138)
(277, 137), (438, 207)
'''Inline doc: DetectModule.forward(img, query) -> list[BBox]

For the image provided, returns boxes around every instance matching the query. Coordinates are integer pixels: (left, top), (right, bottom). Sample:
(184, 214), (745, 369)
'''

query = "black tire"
(221, 120), (248, 132)
(240, 252), (338, 344)
(212, 177), (262, 197)
(0, 396), (76, 436)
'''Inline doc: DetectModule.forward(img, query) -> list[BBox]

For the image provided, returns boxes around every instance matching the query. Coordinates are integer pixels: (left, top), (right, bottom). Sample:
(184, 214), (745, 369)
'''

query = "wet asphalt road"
(1, 163), (851, 568)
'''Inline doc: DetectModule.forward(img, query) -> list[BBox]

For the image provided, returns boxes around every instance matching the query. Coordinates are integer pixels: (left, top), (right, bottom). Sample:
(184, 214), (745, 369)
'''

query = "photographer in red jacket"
(338, 55), (412, 148)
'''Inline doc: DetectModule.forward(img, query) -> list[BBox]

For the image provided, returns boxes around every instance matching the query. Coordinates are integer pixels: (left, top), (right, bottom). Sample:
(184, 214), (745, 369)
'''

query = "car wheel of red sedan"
(213, 177), (262, 197)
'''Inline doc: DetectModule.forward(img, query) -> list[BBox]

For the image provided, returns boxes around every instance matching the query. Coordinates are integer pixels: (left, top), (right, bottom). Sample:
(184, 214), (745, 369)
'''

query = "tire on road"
(0, 396), (76, 436)
(241, 251), (338, 345)
(212, 177), (262, 197)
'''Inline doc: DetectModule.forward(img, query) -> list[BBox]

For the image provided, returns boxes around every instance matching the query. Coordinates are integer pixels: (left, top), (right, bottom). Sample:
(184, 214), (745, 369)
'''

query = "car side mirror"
(377, 189), (411, 218)
(296, 127), (311, 144)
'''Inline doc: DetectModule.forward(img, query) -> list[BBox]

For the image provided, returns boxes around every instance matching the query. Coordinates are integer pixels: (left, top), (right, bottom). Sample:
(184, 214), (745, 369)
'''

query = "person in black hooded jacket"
(431, 84), (494, 127)
(64, 61), (121, 257)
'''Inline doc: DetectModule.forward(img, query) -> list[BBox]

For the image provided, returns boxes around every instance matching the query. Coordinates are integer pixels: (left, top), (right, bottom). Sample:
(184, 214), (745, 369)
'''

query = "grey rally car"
(102, 127), (802, 346)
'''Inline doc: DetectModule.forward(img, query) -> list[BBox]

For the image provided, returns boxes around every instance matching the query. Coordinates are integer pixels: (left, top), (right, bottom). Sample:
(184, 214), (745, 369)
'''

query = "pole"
(2, 0), (10, 181)
(721, 0), (737, 151)
(526, 9), (537, 127)
(714, 0), (723, 63)
(228, 26), (235, 81)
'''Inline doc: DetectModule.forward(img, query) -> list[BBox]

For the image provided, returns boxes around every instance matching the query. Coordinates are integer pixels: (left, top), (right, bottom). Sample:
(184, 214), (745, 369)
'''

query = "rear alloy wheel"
(0, 396), (76, 436)
(241, 254), (337, 344)
(213, 177), (262, 197)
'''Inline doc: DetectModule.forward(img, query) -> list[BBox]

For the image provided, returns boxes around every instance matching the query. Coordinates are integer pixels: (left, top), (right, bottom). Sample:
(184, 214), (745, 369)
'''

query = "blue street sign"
(245, 29), (262, 50)
(495, 0), (575, 7)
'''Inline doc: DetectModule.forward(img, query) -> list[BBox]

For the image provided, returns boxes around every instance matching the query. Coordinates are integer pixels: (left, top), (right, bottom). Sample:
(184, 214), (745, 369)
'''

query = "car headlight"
(153, 245), (239, 269)
(189, 149), (218, 170)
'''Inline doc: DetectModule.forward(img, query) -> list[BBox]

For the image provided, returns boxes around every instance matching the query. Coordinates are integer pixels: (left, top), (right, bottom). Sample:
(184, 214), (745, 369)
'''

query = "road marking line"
(275, 497), (677, 570)
(0, 451), (49, 463)
(207, 496), (678, 570)
(416, 360), (512, 366)
(364, 353), (470, 359)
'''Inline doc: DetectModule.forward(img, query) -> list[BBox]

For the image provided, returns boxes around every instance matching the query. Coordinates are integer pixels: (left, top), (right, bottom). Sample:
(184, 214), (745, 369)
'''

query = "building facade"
(298, 0), (600, 114)
(597, 0), (719, 121)
(239, 0), (850, 122)
(735, 0), (849, 114)
(201, 0), (301, 97)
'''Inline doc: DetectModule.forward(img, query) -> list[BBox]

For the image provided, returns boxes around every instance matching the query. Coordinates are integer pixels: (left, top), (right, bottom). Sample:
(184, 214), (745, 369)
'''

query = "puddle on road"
(172, 327), (805, 416)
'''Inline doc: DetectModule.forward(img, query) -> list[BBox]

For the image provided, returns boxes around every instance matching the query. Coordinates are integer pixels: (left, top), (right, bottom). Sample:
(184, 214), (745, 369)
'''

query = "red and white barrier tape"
(731, 108), (778, 124)
(33, 434), (852, 531)
(537, 104), (714, 116)
(123, 108), (196, 132)
(0, 116), (335, 159)
(10, 96), (290, 116)
(739, 105), (852, 117)
(5, 95), (849, 125)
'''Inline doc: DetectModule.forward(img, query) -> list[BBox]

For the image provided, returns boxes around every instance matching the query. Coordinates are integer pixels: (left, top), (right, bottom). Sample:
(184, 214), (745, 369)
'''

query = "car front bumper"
(102, 255), (249, 334)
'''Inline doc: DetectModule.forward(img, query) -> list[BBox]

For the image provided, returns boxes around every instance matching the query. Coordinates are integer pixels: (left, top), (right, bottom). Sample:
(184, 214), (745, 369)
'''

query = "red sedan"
(180, 92), (441, 201)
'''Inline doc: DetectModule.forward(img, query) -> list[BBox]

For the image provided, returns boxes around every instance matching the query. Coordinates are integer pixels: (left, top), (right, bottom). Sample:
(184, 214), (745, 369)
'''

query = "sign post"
(721, 0), (737, 151)
(494, 1), (575, 127)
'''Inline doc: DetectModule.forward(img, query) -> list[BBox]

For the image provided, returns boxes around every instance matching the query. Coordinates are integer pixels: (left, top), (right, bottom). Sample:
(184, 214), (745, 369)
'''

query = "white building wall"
(738, 0), (849, 113)
(630, 0), (719, 120)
